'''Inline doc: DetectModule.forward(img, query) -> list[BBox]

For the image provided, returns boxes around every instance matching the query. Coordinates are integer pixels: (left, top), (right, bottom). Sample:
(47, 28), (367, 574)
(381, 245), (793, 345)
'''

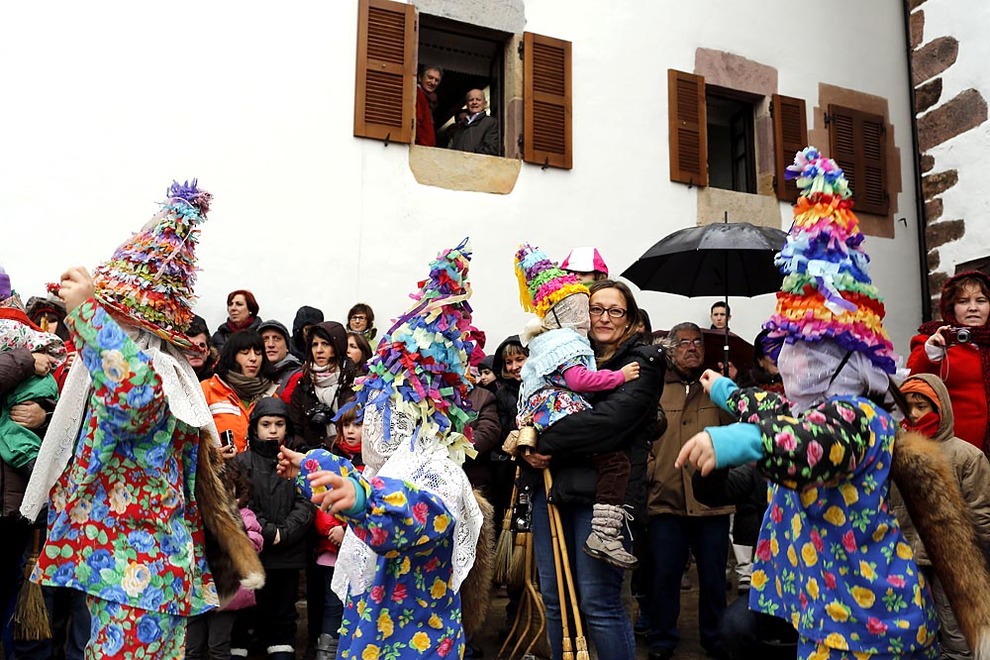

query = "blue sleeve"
(343, 475), (366, 515)
(708, 377), (738, 414)
(707, 423), (765, 468)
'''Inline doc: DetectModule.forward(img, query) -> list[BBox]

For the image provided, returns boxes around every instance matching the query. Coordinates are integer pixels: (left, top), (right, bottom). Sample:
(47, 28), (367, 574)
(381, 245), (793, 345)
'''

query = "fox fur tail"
(195, 436), (265, 605)
(892, 431), (990, 658)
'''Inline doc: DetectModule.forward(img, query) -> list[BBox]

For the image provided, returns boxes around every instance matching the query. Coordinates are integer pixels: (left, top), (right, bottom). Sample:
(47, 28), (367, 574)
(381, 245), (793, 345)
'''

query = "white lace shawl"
(331, 401), (482, 602)
(20, 328), (218, 521)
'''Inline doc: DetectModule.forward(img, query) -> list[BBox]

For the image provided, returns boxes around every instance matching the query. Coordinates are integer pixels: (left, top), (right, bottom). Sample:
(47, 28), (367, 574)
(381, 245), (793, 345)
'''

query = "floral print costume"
(706, 379), (938, 658)
(34, 299), (218, 658)
(297, 449), (464, 659)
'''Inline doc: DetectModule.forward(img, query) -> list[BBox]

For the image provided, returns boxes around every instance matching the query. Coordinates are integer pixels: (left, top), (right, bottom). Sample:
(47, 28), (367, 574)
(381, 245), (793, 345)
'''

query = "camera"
(306, 402), (335, 429)
(943, 327), (972, 345)
(511, 488), (533, 533)
(220, 429), (235, 448)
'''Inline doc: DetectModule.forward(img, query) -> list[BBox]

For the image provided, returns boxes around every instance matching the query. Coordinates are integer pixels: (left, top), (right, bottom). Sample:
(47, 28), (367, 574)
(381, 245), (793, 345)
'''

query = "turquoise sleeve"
(343, 475), (367, 515)
(707, 423), (764, 468)
(708, 377), (739, 413)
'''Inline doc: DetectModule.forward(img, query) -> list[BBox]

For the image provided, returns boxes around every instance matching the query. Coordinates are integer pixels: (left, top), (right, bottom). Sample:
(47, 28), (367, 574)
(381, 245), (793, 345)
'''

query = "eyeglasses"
(589, 306), (627, 319)
(675, 339), (704, 348)
(350, 314), (367, 321)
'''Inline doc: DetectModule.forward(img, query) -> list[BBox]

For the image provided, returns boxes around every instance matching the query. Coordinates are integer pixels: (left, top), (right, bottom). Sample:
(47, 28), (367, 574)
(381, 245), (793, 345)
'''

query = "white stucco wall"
(1, 1), (922, 359)
(915, 0), (990, 276)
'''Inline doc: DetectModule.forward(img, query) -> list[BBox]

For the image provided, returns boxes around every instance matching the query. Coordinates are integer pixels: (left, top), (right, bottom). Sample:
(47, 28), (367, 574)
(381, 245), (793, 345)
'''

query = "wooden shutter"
(523, 32), (572, 169)
(828, 104), (889, 215)
(772, 94), (807, 202)
(668, 70), (707, 186)
(353, 0), (417, 144)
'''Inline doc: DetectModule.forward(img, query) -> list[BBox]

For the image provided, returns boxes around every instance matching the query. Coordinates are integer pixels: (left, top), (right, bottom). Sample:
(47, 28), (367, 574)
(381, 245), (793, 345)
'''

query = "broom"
(494, 476), (519, 586)
(14, 528), (52, 641)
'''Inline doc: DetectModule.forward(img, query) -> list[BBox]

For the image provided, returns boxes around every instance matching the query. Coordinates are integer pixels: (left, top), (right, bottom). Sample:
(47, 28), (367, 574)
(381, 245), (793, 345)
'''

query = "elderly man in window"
(448, 89), (500, 156)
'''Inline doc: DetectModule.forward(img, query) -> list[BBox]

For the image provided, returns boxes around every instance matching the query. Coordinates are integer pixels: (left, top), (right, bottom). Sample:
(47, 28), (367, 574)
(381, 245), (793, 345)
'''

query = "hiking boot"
(315, 634), (338, 660)
(583, 503), (638, 569)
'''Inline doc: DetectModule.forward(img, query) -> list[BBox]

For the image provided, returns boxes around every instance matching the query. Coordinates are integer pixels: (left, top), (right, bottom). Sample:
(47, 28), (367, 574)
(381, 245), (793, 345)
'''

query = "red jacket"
(907, 335), (989, 451)
(415, 86), (436, 147)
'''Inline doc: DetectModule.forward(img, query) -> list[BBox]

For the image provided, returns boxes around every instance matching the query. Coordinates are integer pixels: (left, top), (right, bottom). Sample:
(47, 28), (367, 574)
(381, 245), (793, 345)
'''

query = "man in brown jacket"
(646, 322), (733, 660)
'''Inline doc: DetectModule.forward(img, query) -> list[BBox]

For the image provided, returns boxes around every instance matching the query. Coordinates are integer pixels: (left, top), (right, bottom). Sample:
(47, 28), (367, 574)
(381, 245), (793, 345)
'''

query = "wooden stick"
(545, 469), (591, 660)
(544, 469), (574, 660)
(523, 529), (547, 657)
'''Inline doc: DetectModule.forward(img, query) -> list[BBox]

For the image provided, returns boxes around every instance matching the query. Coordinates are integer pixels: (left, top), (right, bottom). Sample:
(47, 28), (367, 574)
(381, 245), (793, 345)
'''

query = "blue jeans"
(532, 489), (635, 660)
(647, 514), (730, 654)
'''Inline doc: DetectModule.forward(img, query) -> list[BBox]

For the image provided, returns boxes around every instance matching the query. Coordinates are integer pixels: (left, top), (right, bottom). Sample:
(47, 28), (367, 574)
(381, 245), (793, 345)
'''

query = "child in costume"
(513, 243), (640, 569)
(675, 149), (942, 658)
(279, 239), (483, 660)
(891, 374), (990, 659)
(22, 181), (264, 660)
(310, 407), (363, 660)
(186, 459), (264, 660)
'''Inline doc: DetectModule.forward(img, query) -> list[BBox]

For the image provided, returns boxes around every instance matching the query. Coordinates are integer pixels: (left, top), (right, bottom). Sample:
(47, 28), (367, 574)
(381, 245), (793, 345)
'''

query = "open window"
(668, 69), (808, 198)
(353, 0), (572, 170)
(706, 86), (757, 194)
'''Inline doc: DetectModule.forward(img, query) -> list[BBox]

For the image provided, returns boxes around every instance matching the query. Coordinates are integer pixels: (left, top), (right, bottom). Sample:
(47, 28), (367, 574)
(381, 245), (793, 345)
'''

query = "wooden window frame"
(827, 104), (889, 216)
(771, 94), (808, 202)
(523, 32), (573, 169)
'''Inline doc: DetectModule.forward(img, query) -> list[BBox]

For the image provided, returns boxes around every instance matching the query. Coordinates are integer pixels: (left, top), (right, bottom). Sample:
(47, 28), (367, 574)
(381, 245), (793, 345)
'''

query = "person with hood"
(891, 373), (990, 660)
(283, 321), (355, 451)
(291, 305), (324, 361)
(26, 284), (75, 391)
(201, 330), (277, 454)
(23, 181), (263, 659)
(231, 397), (314, 660)
(676, 150), (942, 658)
(492, 335), (528, 526)
(908, 270), (990, 452)
(258, 320), (302, 396)
(212, 290), (263, 353)
(278, 240), (483, 660)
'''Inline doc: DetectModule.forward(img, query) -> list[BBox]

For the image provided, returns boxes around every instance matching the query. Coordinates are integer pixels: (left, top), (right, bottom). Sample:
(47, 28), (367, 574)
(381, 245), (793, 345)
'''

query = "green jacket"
(0, 373), (57, 468)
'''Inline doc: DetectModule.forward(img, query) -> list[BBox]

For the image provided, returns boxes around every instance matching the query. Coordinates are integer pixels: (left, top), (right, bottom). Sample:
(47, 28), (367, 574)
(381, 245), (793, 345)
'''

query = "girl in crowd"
(202, 330), (276, 453)
(908, 270), (990, 452)
(282, 321), (355, 450)
(212, 289), (262, 353)
(345, 331), (373, 377)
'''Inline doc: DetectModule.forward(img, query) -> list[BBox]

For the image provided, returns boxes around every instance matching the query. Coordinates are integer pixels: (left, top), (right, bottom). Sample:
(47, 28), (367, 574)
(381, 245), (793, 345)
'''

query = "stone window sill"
(409, 145), (522, 194)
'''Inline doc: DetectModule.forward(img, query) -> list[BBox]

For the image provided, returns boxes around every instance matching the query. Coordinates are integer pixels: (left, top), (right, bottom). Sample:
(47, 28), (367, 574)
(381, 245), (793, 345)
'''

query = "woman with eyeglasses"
(345, 303), (377, 342)
(519, 279), (667, 660)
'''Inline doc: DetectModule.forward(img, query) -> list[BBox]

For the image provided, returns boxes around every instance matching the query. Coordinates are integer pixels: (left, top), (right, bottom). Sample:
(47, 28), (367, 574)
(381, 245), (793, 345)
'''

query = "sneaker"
(582, 530), (639, 569)
(315, 634), (338, 660)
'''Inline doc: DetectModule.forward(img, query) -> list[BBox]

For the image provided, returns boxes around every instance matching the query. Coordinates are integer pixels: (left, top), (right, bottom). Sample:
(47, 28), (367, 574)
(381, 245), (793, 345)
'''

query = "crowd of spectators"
(3, 251), (990, 660)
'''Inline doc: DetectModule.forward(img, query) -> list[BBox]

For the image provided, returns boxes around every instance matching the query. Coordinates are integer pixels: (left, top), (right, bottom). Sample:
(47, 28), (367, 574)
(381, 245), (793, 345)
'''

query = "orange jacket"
(201, 375), (255, 453)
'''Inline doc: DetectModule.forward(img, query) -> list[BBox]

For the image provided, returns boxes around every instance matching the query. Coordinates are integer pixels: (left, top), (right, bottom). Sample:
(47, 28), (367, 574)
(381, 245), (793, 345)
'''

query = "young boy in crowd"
(892, 373), (990, 659)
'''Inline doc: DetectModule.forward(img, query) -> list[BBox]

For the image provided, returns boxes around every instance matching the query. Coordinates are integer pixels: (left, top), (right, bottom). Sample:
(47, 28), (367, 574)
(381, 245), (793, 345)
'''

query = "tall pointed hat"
(763, 147), (896, 373)
(514, 243), (588, 318)
(92, 180), (212, 349)
(347, 238), (476, 442)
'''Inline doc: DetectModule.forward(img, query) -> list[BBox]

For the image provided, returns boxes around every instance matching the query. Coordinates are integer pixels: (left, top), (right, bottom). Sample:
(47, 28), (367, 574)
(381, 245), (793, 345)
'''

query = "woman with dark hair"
(519, 279), (666, 660)
(201, 330), (276, 453)
(282, 321), (355, 451)
(345, 303), (377, 341)
(345, 331), (373, 376)
(212, 289), (262, 353)
(908, 271), (990, 451)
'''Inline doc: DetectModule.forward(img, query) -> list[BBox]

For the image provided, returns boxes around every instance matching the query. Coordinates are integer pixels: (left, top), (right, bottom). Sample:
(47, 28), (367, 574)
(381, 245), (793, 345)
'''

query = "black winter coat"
(536, 338), (666, 517)
(692, 463), (767, 547)
(232, 445), (315, 569)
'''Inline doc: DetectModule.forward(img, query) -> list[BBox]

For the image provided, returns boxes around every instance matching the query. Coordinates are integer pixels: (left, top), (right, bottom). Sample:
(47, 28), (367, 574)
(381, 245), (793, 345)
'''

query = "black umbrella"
(621, 219), (787, 374)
